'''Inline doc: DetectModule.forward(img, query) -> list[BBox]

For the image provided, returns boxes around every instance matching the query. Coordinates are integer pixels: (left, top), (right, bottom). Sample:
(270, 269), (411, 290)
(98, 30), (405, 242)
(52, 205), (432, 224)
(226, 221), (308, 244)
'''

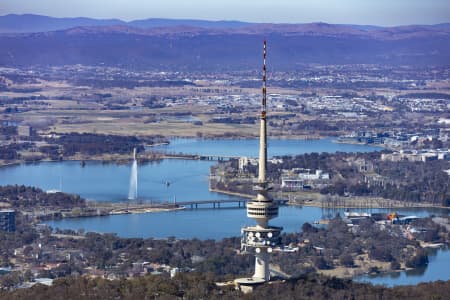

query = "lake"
(1, 138), (448, 286)
(0, 138), (381, 202)
(355, 247), (450, 286)
(0, 160), (223, 202)
(151, 137), (382, 157)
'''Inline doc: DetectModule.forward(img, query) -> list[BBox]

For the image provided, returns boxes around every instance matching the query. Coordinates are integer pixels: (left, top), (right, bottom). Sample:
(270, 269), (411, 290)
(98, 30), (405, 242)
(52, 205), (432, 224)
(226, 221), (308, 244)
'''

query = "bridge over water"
(174, 199), (288, 209)
(163, 153), (244, 161)
(175, 199), (248, 209)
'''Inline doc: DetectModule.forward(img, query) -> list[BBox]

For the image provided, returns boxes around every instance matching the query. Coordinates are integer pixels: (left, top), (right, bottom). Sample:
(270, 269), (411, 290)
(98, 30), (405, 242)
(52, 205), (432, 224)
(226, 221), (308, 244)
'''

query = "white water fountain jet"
(128, 148), (138, 200)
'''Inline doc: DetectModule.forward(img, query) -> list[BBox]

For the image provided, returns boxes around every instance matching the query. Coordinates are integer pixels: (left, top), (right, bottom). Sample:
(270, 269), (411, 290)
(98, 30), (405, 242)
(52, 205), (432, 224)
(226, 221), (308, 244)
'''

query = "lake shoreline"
(0, 136), (385, 168)
(210, 187), (449, 210)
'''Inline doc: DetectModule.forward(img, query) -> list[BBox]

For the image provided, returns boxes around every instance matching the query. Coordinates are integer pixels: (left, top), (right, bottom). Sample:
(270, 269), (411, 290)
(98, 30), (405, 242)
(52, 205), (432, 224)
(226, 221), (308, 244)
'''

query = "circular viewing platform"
(246, 201), (279, 219)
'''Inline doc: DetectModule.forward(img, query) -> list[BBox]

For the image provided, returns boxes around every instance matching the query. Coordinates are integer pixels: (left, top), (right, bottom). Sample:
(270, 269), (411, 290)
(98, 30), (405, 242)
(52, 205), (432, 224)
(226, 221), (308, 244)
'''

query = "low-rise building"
(238, 157), (258, 172)
(281, 168), (330, 190)
(381, 149), (449, 162)
(364, 173), (392, 188)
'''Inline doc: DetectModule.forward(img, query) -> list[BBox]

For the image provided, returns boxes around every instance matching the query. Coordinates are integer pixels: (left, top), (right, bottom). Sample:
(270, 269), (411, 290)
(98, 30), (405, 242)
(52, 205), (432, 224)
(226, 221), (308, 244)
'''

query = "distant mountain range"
(2, 13), (450, 35)
(0, 14), (253, 33)
(0, 14), (449, 70)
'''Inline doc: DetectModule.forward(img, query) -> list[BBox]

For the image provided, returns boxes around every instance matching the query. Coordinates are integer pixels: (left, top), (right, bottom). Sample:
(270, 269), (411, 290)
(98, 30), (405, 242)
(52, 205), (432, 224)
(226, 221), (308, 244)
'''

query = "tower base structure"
(234, 224), (282, 286)
(234, 251), (270, 284)
(234, 276), (267, 287)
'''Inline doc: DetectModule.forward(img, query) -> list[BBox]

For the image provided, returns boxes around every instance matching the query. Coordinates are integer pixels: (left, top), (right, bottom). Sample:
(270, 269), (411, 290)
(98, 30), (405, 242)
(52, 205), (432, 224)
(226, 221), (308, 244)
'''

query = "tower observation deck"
(235, 40), (283, 286)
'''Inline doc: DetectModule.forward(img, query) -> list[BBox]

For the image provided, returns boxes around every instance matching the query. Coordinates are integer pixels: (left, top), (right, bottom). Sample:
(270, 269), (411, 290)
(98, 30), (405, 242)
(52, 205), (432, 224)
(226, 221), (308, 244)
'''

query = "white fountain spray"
(128, 148), (138, 200)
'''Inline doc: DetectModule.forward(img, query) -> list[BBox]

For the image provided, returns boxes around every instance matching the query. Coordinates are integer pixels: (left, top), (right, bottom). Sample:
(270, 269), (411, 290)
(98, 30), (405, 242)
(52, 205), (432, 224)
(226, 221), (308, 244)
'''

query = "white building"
(281, 169), (330, 189)
(238, 157), (258, 172)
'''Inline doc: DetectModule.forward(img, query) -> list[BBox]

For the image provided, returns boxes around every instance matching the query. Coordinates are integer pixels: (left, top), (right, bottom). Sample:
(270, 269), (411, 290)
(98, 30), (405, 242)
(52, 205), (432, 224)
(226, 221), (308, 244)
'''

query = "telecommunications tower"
(235, 40), (283, 286)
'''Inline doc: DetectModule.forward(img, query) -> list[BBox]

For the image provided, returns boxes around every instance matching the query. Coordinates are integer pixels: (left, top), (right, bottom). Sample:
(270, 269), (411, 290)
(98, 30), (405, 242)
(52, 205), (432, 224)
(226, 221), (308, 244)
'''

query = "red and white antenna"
(262, 39), (267, 119)
(259, 39), (268, 183)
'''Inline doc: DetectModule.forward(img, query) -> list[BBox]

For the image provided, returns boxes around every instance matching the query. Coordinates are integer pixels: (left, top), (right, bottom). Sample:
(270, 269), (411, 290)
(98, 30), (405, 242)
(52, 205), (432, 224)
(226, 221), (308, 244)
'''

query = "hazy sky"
(1, 0), (449, 26)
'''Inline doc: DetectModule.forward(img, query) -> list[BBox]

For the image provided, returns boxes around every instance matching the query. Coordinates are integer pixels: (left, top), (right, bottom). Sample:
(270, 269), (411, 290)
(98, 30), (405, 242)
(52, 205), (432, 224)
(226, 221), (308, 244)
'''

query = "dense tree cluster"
(36, 232), (252, 277)
(37, 145), (60, 160)
(52, 133), (145, 156)
(249, 274), (450, 300)
(0, 132), (169, 163)
(321, 159), (450, 206)
(0, 185), (86, 209)
(1, 272), (449, 300)
(0, 145), (18, 160)
(376, 160), (449, 205)
(272, 217), (437, 275)
(0, 143), (33, 160)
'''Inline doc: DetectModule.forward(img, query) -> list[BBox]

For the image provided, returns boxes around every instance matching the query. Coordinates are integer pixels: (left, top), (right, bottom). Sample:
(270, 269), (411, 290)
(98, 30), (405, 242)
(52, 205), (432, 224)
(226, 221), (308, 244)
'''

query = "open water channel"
(0, 138), (448, 286)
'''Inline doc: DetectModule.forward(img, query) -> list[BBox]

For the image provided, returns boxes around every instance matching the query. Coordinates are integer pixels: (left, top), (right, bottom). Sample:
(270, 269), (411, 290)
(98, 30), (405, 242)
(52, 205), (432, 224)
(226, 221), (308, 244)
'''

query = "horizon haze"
(1, 0), (450, 26)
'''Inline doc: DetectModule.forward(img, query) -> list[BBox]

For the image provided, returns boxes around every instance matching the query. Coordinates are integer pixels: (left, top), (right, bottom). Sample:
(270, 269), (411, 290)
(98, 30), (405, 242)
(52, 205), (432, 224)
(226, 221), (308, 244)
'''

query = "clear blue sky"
(1, 0), (449, 26)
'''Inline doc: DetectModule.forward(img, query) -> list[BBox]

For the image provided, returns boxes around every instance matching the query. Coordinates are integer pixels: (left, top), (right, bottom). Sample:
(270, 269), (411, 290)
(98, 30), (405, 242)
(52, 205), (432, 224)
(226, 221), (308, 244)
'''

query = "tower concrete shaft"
(254, 252), (270, 281)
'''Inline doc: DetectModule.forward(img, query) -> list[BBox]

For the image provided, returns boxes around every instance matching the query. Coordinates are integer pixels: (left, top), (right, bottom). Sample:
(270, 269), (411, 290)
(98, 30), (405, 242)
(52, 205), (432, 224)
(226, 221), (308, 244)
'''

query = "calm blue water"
(44, 206), (447, 240)
(0, 159), (228, 202)
(0, 138), (380, 202)
(356, 248), (450, 287)
(152, 137), (381, 157)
